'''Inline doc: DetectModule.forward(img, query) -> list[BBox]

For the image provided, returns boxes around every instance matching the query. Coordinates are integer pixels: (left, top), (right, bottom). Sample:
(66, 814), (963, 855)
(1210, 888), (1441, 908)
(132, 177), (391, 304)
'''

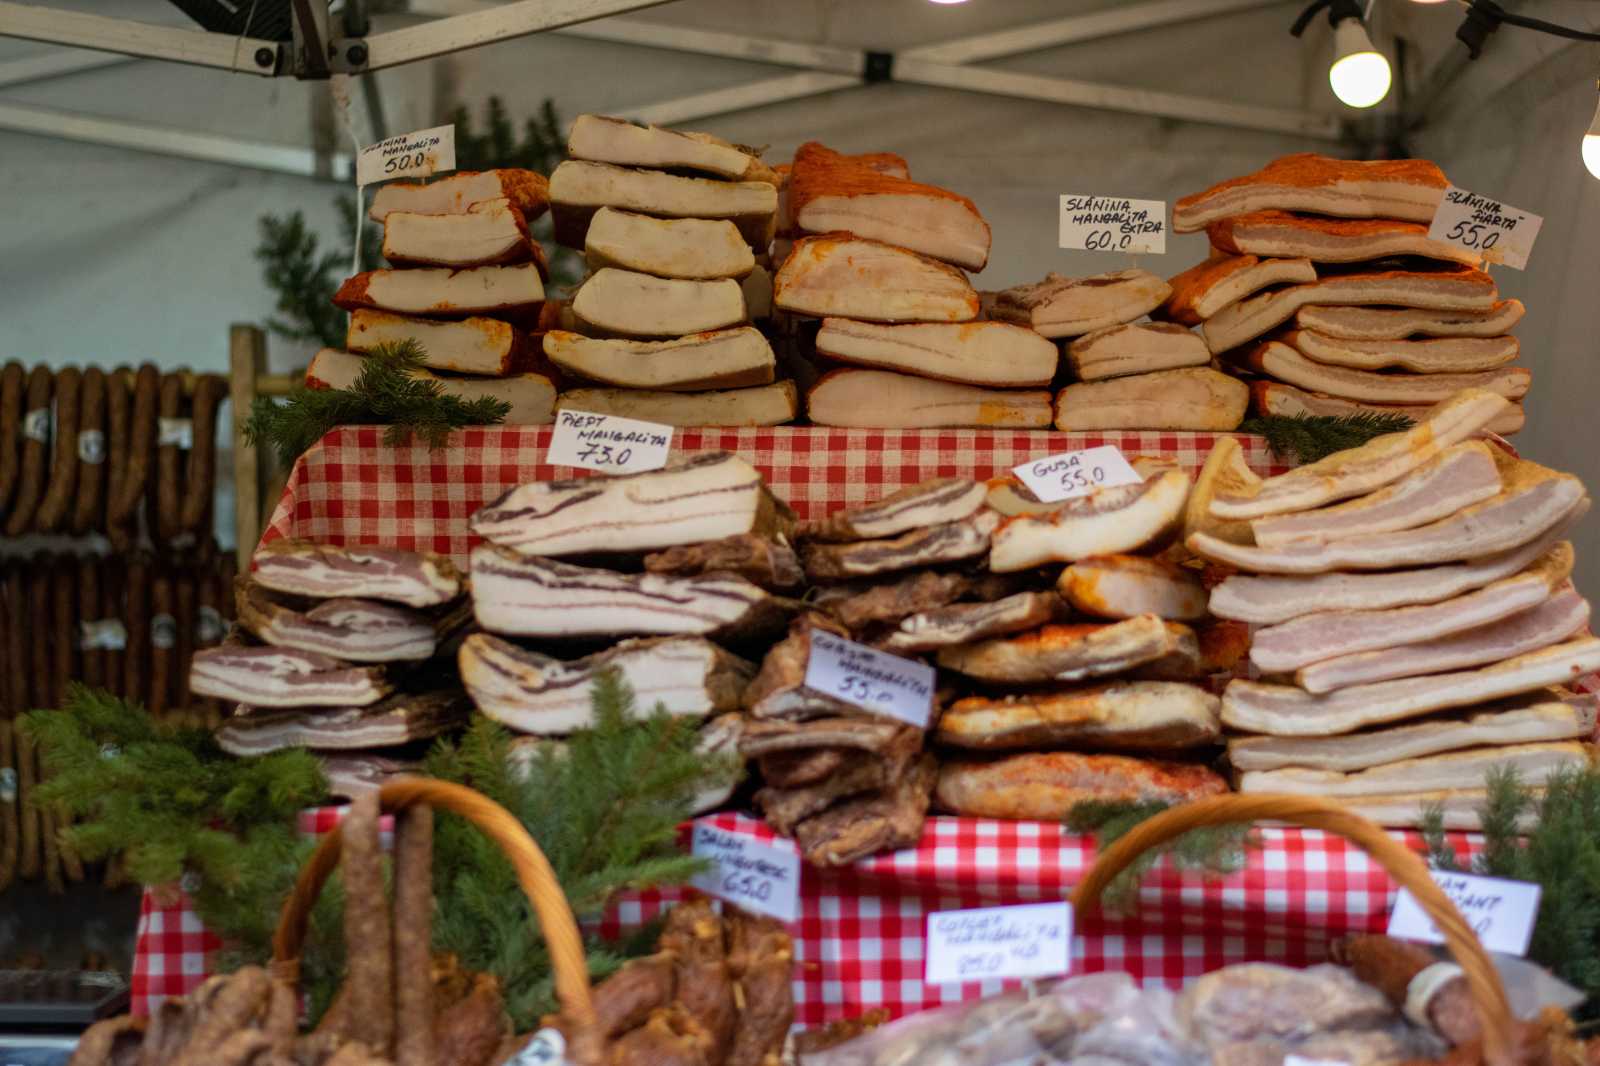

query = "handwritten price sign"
(804, 629), (935, 729)
(547, 410), (673, 474)
(1388, 869), (1541, 956)
(356, 124), (457, 187)
(690, 824), (800, 922)
(1428, 185), (1543, 270)
(926, 902), (1073, 984)
(1013, 445), (1142, 504)
(1059, 195), (1167, 255)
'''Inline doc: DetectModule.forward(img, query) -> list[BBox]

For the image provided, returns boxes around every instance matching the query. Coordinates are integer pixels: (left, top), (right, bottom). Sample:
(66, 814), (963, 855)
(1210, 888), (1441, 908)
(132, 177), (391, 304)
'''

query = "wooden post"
(229, 324), (267, 569)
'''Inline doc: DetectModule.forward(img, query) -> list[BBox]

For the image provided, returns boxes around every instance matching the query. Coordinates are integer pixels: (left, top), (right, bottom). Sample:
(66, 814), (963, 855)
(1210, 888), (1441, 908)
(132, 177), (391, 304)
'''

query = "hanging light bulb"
(1328, 16), (1392, 108)
(1584, 81), (1600, 179)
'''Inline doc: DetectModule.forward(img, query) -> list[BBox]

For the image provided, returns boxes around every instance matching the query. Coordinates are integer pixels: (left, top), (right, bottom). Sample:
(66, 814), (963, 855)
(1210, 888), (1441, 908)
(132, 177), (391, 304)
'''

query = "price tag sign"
(1285, 1058), (1349, 1066)
(357, 124), (456, 187)
(690, 823), (801, 922)
(510, 1029), (567, 1066)
(926, 901), (1073, 984)
(22, 407), (50, 442)
(804, 629), (935, 729)
(158, 417), (193, 449)
(1059, 195), (1167, 254)
(1428, 185), (1543, 270)
(78, 429), (105, 464)
(1013, 445), (1142, 504)
(1388, 869), (1541, 956)
(547, 410), (673, 474)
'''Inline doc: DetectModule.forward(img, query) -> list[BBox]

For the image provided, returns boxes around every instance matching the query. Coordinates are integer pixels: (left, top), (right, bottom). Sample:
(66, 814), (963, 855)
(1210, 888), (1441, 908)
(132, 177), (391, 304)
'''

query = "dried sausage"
(71, 367), (107, 536)
(0, 362), (23, 520)
(155, 372), (187, 544)
(5, 367), (53, 536)
(122, 554), (150, 710)
(108, 364), (159, 543)
(35, 366), (81, 533)
(102, 368), (133, 537)
(181, 374), (228, 535)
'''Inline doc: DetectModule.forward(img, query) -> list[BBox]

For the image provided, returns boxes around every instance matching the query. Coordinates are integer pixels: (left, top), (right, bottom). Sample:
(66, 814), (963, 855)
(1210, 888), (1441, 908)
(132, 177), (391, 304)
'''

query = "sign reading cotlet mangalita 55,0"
(805, 629), (936, 729)
(1059, 195), (1167, 254)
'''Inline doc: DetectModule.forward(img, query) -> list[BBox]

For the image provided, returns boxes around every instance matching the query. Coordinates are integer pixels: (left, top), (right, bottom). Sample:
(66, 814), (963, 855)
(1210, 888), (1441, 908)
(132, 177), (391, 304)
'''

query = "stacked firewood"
(311, 169), (559, 424)
(544, 115), (793, 426)
(188, 542), (473, 797)
(1189, 390), (1597, 827)
(1167, 153), (1528, 434)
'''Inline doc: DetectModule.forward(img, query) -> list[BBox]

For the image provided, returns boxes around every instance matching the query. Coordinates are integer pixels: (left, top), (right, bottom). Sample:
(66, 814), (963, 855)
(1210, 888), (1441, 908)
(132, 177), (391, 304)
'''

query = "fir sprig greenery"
(1067, 800), (1257, 907)
(255, 211), (350, 349)
(243, 339), (510, 466)
(1423, 766), (1600, 1009)
(1240, 411), (1415, 464)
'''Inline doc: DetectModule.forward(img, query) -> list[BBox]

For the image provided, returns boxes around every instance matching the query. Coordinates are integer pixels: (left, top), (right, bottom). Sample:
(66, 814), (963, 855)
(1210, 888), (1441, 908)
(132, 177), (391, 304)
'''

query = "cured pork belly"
(1297, 586), (1590, 693)
(800, 478), (985, 542)
(1173, 153), (1448, 232)
(1162, 255), (1316, 325)
(1055, 367), (1248, 431)
(1238, 742), (1590, 797)
(544, 328), (774, 390)
(346, 309), (529, 376)
(880, 591), (1064, 653)
(1207, 210), (1480, 266)
(1220, 637), (1600, 736)
(459, 633), (752, 733)
(1252, 381), (1525, 437)
(549, 159), (777, 249)
(937, 616), (1191, 683)
(1065, 322), (1210, 381)
(1280, 329), (1518, 374)
(583, 207), (755, 280)
(774, 236), (979, 323)
(1209, 389), (1510, 519)
(793, 756), (936, 867)
(252, 539), (462, 607)
(216, 690), (470, 756)
(369, 168), (549, 223)
(1249, 542), (1574, 673)
(306, 348), (555, 424)
(572, 268), (745, 338)
(1240, 341), (1529, 405)
(990, 269), (1171, 339)
(1227, 690), (1596, 772)
(472, 451), (789, 557)
(691, 715), (746, 815)
(1208, 525), (1584, 626)
(1192, 458), (1585, 575)
(1296, 300), (1525, 340)
(788, 141), (992, 271)
(989, 463), (1190, 571)
(814, 318), (1057, 387)
(1342, 790), (1534, 831)
(1182, 437), (1258, 546)
(937, 752), (1227, 820)
(566, 114), (775, 182)
(190, 644), (391, 708)
(806, 370), (1052, 429)
(470, 546), (785, 641)
(382, 198), (536, 269)
(936, 682), (1221, 751)
(555, 381), (798, 427)
(235, 580), (442, 663)
(1202, 266), (1499, 353)
(644, 533), (804, 592)
(333, 263), (544, 318)
(1250, 441), (1502, 549)
(799, 511), (999, 583)
(1058, 555), (1207, 621)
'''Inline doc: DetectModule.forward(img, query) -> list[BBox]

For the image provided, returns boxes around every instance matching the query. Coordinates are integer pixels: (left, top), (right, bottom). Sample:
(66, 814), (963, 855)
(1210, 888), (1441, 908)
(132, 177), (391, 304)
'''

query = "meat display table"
(128, 425), (1566, 1022)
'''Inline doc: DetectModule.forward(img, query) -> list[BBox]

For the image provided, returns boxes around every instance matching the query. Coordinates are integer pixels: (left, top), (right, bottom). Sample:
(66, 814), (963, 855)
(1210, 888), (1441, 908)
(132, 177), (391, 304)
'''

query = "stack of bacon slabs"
(768, 143), (1058, 429)
(313, 169), (558, 423)
(1168, 153), (1529, 434)
(1185, 390), (1597, 828)
(545, 116), (793, 426)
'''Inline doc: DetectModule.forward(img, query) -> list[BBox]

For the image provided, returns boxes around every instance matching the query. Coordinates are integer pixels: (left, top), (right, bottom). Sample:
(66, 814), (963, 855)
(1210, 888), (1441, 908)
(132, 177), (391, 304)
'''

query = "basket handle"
(1068, 793), (1516, 1066)
(270, 777), (599, 1058)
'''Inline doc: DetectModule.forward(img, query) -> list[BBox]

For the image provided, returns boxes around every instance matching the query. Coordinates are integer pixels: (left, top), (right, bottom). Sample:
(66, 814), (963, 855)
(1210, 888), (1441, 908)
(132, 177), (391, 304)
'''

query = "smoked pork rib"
(774, 236), (980, 323)
(252, 540), (462, 607)
(937, 616), (1190, 684)
(1162, 255), (1316, 325)
(471, 452), (790, 557)
(1173, 153), (1448, 232)
(544, 328), (775, 391)
(1296, 300), (1525, 340)
(1207, 210), (1480, 266)
(1281, 329), (1518, 374)
(990, 269), (1170, 338)
(583, 207), (755, 280)
(788, 141), (992, 271)
(307, 348), (555, 425)
(369, 169), (549, 223)
(549, 159), (777, 250)
(1240, 341), (1529, 405)
(566, 114), (775, 182)
(555, 382), (798, 427)
(806, 370), (1052, 429)
(459, 633), (752, 733)
(1220, 637), (1600, 736)
(814, 318), (1057, 388)
(936, 752), (1227, 820)
(333, 263), (544, 318)
(1252, 382), (1525, 438)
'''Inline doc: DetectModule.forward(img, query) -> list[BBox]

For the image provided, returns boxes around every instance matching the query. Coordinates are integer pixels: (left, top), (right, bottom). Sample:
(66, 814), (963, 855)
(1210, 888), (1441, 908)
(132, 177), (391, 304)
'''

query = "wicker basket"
(1069, 793), (1527, 1066)
(268, 777), (604, 1065)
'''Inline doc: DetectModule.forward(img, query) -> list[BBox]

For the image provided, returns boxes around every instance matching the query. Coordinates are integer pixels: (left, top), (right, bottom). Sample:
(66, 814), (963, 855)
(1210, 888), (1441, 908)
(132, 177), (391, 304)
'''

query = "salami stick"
(174, 572), (196, 711)
(394, 804), (436, 1066)
(180, 374), (227, 535)
(29, 562), (61, 891)
(0, 362), (23, 520)
(149, 568), (175, 719)
(102, 368), (132, 537)
(122, 554), (150, 710)
(3, 567), (36, 880)
(154, 373), (186, 544)
(108, 364), (158, 538)
(5, 367), (53, 536)
(34, 366), (81, 534)
(342, 792), (395, 1056)
(70, 367), (107, 536)
(77, 556), (103, 690)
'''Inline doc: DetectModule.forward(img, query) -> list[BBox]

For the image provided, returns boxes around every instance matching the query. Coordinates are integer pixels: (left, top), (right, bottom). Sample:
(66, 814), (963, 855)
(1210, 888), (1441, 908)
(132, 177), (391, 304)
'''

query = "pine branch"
(254, 211), (349, 349)
(1066, 800), (1256, 907)
(1240, 411), (1415, 464)
(242, 340), (510, 466)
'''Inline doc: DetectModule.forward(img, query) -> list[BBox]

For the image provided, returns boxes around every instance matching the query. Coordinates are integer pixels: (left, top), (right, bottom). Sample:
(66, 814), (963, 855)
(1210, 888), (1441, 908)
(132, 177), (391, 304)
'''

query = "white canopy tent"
(1, 0), (1597, 591)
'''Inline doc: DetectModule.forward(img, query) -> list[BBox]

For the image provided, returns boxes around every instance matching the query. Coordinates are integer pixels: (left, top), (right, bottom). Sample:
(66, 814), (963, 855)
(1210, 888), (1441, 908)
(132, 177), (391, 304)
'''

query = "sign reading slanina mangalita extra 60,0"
(1059, 195), (1167, 254)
